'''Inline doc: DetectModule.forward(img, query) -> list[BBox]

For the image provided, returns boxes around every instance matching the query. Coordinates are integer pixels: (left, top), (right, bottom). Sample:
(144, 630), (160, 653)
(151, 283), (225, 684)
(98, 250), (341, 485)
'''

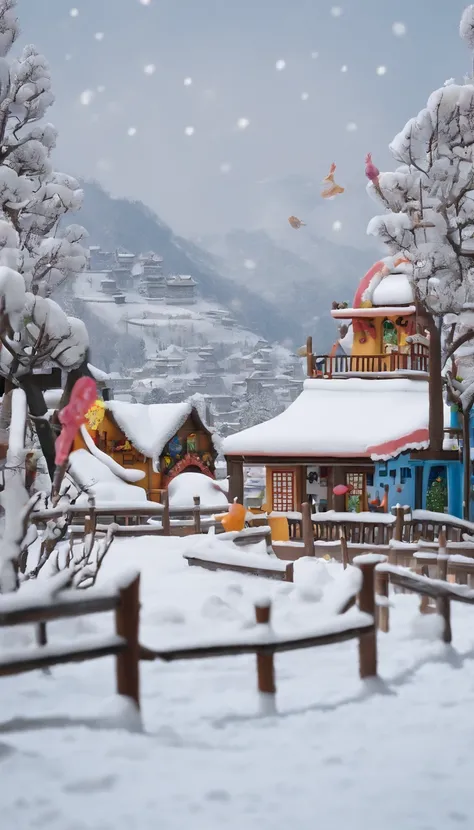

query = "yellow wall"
(73, 410), (215, 502)
(351, 315), (414, 358)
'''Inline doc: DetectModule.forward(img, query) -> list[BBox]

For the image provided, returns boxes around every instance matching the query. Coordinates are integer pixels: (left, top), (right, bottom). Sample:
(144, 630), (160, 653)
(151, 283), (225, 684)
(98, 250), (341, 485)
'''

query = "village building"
(165, 274), (197, 304)
(223, 258), (463, 517)
(75, 400), (218, 502)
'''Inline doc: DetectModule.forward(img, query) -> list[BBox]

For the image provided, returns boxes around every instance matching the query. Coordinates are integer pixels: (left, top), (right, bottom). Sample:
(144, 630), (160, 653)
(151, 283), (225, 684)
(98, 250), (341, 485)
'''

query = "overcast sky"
(18, 0), (474, 241)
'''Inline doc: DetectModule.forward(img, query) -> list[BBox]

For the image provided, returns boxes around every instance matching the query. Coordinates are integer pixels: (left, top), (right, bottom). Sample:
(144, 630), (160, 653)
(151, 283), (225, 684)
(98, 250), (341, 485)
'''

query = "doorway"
(345, 471), (367, 513)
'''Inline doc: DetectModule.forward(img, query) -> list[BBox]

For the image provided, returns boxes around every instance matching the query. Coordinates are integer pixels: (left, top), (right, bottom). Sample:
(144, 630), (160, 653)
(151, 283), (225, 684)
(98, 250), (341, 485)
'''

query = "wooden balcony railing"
(307, 347), (429, 378)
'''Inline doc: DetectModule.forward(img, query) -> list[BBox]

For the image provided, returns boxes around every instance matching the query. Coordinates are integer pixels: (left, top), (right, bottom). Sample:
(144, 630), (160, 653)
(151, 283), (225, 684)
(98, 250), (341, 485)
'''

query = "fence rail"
(0, 574), (141, 706)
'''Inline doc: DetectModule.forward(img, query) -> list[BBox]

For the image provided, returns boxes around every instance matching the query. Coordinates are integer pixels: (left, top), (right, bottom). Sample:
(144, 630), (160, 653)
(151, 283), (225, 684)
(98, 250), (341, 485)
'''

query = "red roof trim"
(367, 428), (429, 458)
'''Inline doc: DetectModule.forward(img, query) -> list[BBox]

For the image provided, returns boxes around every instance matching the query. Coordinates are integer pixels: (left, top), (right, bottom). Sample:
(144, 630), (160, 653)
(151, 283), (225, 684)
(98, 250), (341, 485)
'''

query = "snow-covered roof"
(222, 378), (442, 461)
(105, 400), (213, 462)
(371, 274), (414, 306)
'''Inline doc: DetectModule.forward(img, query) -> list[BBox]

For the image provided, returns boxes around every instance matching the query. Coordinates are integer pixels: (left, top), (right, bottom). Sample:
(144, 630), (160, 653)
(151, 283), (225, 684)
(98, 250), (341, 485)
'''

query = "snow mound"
(168, 472), (228, 510)
(68, 449), (148, 504)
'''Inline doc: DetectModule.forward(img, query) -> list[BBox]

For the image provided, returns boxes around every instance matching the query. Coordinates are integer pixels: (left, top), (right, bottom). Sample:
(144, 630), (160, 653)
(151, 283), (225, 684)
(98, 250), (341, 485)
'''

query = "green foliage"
(426, 476), (447, 513)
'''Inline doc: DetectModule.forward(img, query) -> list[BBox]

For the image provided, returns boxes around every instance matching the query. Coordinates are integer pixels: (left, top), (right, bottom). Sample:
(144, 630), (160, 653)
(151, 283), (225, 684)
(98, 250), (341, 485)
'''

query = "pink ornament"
(333, 484), (350, 496)
(55, 377), (97, 465)
(365, 152), (380, 182)
(396, 485), (403, 493)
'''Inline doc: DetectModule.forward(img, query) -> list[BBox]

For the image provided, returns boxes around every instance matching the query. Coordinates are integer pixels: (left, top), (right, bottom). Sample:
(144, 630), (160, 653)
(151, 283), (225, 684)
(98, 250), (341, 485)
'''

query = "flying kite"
(321, 163), (345, 198)
(288, 215), (306, 229)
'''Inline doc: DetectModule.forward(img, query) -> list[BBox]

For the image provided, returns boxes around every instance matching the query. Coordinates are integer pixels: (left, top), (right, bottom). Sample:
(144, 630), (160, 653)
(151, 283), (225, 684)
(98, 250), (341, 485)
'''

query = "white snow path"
(1, 536), (474, 829)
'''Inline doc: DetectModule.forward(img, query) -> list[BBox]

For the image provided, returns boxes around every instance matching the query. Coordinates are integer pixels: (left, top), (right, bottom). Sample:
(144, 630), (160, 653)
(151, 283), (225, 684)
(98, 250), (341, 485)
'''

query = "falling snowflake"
(79, 90), (94, 106)
(346, 121), (357, 132)
(311, 51), (319, 59)
(139, 0), (152, 5)
(244, 259), (256, 270)
(332, 220), (342, 231)
(275, 59), (286, 71)
(184, 126), (195, 136)
(184, 77), (193, 86)
(220, 162), (232, 173)
(237, 117), (250, 130)
(70, 8), (79, 17)
(127, 127), (137, 136)
(341, 65), (348, 73)
(65, 54), (72, 61)
(392, 21), (406, 37)
(97, 85), (106, 93)
(301, 92), (309, 101)
(144, 64), (156, 75)
(330, 6), (343, 17)
(94, 32), (104, 41)
(376, 65), (387, 75)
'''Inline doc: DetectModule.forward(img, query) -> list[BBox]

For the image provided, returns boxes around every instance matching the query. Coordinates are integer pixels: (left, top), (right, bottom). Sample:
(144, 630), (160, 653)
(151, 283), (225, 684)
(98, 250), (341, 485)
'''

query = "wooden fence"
(31, 495), (229, 539)
(149, 556), (380, 712)
(0, 573), (141, 707)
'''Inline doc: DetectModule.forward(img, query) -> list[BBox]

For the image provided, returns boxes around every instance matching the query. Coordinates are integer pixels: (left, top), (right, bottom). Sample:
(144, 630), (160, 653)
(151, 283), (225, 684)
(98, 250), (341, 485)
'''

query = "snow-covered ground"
(1, 535), (474, 829)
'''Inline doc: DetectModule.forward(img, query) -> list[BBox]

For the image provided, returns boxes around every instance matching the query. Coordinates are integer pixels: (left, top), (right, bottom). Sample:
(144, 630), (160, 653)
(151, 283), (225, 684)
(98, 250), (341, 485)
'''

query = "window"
(383, 319), (397, 346)
(272, 470), (295, 513)
(400, 467), (412, 484)
(379, 464), (387, 477)
(366, 473), (374, 487)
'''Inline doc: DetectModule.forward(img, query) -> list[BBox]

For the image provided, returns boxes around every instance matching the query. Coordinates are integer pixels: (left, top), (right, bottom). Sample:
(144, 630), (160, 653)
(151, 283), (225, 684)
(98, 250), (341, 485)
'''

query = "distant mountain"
(77, 181), (302, 346)
(198, 227), (376, 349)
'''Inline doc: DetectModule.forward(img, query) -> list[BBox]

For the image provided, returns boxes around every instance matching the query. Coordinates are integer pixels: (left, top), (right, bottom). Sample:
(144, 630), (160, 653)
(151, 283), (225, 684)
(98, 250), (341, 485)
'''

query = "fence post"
(301, 502), (314, 557)
(115, 574), (141, 708)
(353, 556), (384, 679)
(306, 335), (313, 378)
(394, 505), (405, 542)
(437, 530), (448, 581)
(162, 489), (171, 536)
(375, 569), (389, 632)
(435, 530), (452, 642)
(340, 530), (348, 569)
(255, 601), (276, 714)
(193, 496), (201, 534)
(285, 562), (294, 582)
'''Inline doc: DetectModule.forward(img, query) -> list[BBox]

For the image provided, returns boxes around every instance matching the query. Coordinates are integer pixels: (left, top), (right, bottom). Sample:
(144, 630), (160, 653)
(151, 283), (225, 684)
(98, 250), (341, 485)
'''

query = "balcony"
(307, 347), (429, 378)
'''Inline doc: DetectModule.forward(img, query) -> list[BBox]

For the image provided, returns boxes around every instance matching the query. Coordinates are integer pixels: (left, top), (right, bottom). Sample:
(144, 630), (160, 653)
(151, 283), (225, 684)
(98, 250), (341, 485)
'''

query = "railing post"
(115, 574), (140, 708)
(301, 502), (314, 557)
(255, 601), (276, 714)
(193, 496), (201, 534)
(306, 336), (313, 377)
(375, 569), (389, 632)
(285, 562), (294, 582)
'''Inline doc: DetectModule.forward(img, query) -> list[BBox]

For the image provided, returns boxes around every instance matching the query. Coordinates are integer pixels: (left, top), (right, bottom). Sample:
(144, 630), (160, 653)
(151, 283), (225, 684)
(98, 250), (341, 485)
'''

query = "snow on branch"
(367, 68), (474, 316)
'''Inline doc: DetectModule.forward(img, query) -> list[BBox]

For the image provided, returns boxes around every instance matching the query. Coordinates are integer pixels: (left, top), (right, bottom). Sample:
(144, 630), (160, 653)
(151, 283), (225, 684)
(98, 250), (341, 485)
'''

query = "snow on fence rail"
(0, 573), (142, 708)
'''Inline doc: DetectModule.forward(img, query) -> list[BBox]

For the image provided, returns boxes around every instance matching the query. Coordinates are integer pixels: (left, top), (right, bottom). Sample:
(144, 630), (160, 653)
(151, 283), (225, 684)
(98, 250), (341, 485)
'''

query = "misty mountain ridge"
(76, 180), (380, 351)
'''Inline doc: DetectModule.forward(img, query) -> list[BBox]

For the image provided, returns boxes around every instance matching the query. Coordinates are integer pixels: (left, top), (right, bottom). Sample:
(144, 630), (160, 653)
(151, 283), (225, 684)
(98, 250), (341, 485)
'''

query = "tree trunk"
(59, 352), (94, 410)
(463, 411), (471, 522)
(426, 315), (444, 452)
(18, 375), (56, 481)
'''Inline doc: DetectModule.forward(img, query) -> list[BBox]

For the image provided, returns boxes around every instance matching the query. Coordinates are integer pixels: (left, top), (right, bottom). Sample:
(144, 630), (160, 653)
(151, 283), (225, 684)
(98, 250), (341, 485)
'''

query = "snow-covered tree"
(0, 0), (91, 478)
(366, 5), (474, 451)
(240, 384), (283, 429)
